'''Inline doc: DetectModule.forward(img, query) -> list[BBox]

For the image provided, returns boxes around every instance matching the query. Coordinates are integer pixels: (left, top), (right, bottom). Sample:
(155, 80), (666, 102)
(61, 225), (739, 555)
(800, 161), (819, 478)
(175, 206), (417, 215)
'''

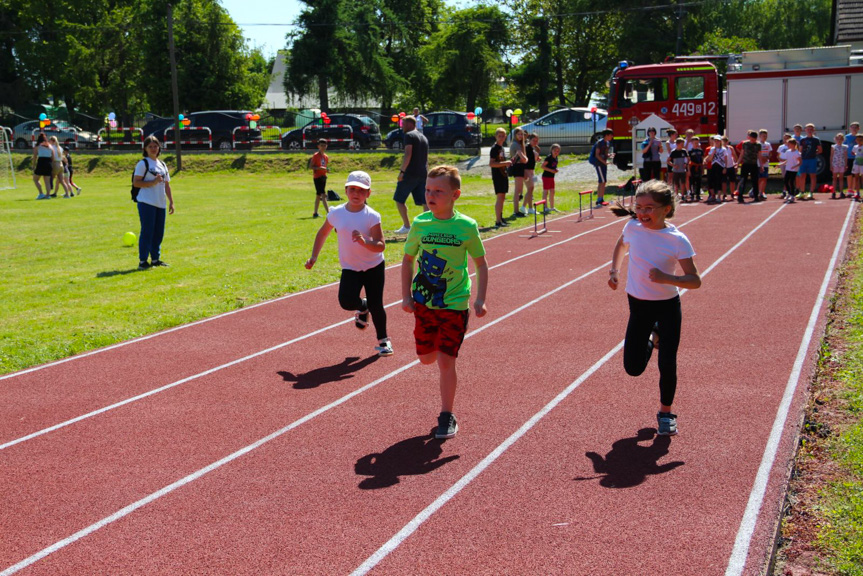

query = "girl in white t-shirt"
(134, 136), (174, 269)
(306, 171), (393, 356)
(608, 180), (702, 436)
(778, 139), (801, 203)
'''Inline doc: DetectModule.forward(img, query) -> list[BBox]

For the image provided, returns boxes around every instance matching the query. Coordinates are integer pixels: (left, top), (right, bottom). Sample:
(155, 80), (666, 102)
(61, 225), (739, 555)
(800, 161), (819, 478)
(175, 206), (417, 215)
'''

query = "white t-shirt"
(759, 141), (772, 167)
(326, 204), (385, 271)
(134, 157), (171, 209)
(415, 116), (424, 131)
(784, 149), (801, 172)
(623, 219), (696, 301)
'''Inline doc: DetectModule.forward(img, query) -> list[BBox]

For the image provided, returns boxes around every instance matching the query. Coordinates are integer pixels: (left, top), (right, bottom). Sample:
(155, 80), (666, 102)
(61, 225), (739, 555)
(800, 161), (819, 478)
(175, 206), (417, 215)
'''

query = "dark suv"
(385, 111), (481, 150)
(280, 114), (382, 150)
(143, 111), (262, 150)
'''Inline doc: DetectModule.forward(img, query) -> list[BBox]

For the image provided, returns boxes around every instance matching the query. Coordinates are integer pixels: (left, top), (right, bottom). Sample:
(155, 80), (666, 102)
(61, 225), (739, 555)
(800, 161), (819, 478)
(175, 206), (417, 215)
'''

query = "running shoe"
(374, 338), (394, 357)
(395, 225), (411, 234)
(138, 261), (151, 270)
(151, 260), (169, 267)
(513, 212), (526, 218)
(527, 208), (536, 215)
(657, 412), (678, 436)
(435, 412), (458, 439)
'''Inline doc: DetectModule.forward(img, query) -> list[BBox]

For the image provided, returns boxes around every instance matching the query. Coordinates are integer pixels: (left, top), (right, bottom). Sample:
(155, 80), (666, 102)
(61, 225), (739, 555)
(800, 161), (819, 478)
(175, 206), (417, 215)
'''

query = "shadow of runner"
(355, 431), (460, 489)
(278, 355), (379, 389)
(574, 428), (684, 489)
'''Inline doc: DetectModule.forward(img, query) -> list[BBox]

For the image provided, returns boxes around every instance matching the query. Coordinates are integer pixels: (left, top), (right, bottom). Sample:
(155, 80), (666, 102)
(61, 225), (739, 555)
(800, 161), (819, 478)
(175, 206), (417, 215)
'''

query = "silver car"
(511, 107), (607, 146)
(12, 120), (100, 149)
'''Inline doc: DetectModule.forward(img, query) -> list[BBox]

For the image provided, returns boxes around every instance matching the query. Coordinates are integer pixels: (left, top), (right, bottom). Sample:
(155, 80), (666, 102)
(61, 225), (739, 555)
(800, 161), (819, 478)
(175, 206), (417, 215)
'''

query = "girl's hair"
(610, 179), (676, 220)
(550, 143), (561, 151)
(142, 135), (161, 157)
(48, 135), (59, 145)
(787, 138), (797, 147)
(36, 133), (46, 144)
(529, 132), (538, 140)
(513, 127), (524, 139)
(836, 132), (845, 140)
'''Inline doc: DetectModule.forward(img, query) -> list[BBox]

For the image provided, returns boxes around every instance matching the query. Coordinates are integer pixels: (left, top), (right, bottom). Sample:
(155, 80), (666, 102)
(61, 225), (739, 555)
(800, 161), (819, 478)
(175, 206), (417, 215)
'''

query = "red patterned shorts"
(414, 303), (470, 358)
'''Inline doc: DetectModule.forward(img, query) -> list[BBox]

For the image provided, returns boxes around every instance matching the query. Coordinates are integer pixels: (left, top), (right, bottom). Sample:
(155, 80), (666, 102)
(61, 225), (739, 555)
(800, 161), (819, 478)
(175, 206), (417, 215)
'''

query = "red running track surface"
(0, 198), (857, 575)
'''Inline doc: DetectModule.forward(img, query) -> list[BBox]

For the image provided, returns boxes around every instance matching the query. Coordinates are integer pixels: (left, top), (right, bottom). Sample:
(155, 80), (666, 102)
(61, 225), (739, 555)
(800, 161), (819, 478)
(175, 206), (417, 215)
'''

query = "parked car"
(511, 107), (607, 146)
(385, 111), (481, 150)
(12, 120), (100, 150)
(280, 114), (382, 150)
(140, 111), (262, 150)
(141, 117), (174, 139)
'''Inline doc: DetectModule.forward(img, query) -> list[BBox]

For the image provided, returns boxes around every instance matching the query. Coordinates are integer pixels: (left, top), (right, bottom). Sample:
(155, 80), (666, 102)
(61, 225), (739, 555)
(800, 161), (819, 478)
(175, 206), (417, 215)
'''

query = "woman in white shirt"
(133, 136), (175, 270)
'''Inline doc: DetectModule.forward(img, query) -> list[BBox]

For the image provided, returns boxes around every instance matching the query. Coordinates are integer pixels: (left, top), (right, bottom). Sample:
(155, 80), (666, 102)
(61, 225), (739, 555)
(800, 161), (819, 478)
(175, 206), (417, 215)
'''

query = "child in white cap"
(306, 170), (393, 356)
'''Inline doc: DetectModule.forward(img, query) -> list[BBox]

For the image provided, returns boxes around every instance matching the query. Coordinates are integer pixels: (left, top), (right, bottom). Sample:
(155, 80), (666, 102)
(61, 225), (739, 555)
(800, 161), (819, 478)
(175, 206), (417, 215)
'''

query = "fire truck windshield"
(616, 77), (669, 108)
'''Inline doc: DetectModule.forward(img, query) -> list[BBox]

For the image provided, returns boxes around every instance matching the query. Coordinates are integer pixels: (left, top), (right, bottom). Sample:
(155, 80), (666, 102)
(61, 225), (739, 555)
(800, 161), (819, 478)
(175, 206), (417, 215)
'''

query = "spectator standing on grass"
(306, 170), (393, 357)
(490, 127), (512, 228)
(540, 143), (560, 214)
(797, 123), (822, 200)
(412, 108), (429, 131)
(134, 136), (174, 270)
(32, 133), (53, 200)
(641, 127), (662, 181)
(48, 136), (67, 198)
(844, 122), (860, 180)
(608, 180), (701, 436)
(509, 127), (528, 218)
(64, 147), (82, 195)
(393, 115), (429, 234)
(521, 133), (540, 215)
(309, 138), (330, 218)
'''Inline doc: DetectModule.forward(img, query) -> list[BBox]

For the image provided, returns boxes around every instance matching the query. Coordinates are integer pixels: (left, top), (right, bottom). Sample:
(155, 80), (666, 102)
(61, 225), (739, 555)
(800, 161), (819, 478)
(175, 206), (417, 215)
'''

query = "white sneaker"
(519, 206), (527, 215)
(375, 339), (394, 356)
(527, 208), (536, 215)
(395, 226), (411, 234)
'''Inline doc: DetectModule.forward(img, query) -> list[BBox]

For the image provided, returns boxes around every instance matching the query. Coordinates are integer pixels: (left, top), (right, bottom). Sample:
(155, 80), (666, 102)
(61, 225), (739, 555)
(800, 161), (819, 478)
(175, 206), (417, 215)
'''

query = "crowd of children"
(31, 134), (83, 200)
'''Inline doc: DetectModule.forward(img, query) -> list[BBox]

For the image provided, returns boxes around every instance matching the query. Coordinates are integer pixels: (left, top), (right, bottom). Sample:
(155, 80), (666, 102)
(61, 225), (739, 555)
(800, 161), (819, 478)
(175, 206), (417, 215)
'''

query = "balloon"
(391, 115), (399, 122)
(399, 112), (406, 118)
(514, 108), (523, 116)
(108, 112), (116, 121)
(182, 118), (190, 126)
(251, 114), (260, 121)
(178, 114), (184, 121)
(475, 107), (483, 115)
(323, 118), (331, 125)
(321, 112), (328, 118)
(250, 121), (257, 129)
(512, 115), (519, 124)
(505, 109), (513, 117)
(39, 121), (46, 128)
(39, 113), (47, 121)
(591, 106), (597, 113)
(109, 120), (117, 128)
(45, 119), (50, 125)
(466, 112), (476, 120)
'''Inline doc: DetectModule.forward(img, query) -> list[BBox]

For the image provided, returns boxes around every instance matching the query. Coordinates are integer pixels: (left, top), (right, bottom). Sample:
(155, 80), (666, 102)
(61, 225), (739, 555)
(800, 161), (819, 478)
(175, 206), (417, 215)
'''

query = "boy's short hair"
(647, 127), (657, 134)
(783, 133), (792, 139)
(793, 123), (803, 130)
(402, 115), (416, 125)
(529, 132), (539, 140)
(759, 129), (768, 135)
(851, 122), (860, 128)
(550, 143), (561, 151)
(748, 130), (758, 138)
(675, 137), (685, 143)
(495, 127), (507, 136)
(602, 129), (614, 136)
(667, 129), (677, 135)
(805, 123), (815, 129)
(317, 138), (328, 145)
(427, 165), (461, 191)
(856, 134), (863, 140)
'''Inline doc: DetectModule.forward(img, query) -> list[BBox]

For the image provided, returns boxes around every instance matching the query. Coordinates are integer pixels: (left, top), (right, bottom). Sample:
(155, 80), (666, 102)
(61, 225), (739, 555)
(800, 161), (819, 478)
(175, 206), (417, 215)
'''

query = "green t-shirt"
(404, 211), (486, 310)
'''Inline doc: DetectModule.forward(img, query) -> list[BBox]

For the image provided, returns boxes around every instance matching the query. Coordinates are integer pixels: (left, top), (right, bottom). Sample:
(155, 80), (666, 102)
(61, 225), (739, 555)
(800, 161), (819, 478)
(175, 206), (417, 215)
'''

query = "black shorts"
(510, 163), (526, 178)
(314, 176), (327, 196)
(672, 172), (686, 187)
(492, 171), (509, 195)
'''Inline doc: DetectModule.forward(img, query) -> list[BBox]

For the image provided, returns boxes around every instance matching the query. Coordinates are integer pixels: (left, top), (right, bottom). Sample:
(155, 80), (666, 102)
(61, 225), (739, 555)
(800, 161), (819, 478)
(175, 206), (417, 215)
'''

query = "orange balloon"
(391, 115), (399, 122)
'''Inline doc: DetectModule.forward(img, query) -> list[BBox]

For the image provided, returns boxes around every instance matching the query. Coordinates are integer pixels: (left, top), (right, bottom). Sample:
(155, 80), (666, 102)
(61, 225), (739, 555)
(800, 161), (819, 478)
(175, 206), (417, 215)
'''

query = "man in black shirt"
(393, 116), (429, 234)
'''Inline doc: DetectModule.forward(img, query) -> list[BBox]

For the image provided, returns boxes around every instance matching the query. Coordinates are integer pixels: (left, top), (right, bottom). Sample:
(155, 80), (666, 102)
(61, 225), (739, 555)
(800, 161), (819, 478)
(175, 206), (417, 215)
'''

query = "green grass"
(815, 246), (863, 574)
(2, 154), (603, 375)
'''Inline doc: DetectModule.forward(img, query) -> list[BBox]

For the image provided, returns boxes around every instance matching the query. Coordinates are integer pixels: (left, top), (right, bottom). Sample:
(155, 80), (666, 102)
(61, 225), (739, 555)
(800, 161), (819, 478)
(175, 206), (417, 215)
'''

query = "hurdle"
(577, 190), (594, 222)
(518, 199), (560, 238)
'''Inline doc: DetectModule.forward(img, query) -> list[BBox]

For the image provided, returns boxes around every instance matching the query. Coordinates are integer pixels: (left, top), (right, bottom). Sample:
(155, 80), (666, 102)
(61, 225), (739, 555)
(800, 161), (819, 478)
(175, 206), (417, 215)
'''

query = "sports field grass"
(1, 152), (596, 375)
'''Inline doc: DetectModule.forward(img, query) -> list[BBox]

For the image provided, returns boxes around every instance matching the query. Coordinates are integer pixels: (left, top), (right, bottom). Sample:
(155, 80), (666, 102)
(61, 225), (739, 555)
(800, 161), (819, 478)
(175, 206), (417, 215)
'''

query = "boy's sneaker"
(657, 412), (678, 436)
(596, 200), (609, 207)
(374, 338), (394, 356)
(435, 412), (458, 439)
(151, 260), (169, 267)
(36, 193), (47, 200)
(313, 213), (319, 218)
(138, 261), (151, 270)
(513, 212), (526, 218)
(355, 299), (369, 330)
(494, 221), (509, 229)
(395, 225), (411, 234)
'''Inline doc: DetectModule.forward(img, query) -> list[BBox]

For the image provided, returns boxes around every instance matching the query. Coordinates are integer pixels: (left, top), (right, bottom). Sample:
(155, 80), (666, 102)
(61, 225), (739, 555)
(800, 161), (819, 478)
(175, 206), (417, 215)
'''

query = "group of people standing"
(31, 133), (82, 199)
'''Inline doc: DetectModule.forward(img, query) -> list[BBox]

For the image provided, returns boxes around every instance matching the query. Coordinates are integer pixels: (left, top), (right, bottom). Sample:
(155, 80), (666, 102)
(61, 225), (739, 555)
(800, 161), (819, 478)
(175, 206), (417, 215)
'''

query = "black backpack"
(327, 189), (341, 201)
(130, 157), (150, 202)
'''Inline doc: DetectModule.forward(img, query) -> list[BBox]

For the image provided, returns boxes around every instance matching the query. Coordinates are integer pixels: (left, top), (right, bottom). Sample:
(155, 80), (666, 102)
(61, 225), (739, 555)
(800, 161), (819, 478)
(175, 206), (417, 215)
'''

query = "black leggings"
(623, 294), (682, 407)
(338, 261), (388, 341)
(784, 170), (797, 195)
(738, 163), (759, 198)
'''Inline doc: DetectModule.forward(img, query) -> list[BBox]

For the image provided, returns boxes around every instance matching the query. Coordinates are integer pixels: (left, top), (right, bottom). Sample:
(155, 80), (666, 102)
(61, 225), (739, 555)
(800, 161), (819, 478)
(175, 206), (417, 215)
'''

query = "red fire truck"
(607, 45), (863, 177)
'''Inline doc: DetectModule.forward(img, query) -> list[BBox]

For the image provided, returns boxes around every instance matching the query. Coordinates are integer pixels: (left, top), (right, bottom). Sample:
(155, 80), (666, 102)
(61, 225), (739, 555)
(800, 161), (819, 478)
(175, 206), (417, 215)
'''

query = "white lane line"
(724, 201), (857, 576)
(0, 221), (635, 575)
(0, 212), (582, 381)
(351, 203), (786, 576)
(0, 216), (624, 450)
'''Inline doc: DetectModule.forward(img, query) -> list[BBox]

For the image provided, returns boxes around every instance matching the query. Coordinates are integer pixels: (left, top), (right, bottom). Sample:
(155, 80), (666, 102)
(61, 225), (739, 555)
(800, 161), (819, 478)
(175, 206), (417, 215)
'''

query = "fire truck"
(606, 45), (863, 177)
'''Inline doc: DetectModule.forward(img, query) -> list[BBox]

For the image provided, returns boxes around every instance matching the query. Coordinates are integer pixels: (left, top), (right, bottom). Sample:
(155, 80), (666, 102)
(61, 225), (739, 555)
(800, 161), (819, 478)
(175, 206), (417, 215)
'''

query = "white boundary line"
(724, 200), (857, 576)
(0, 213), (581, 381)
(0, 217), (625, 451)
(0, 220), (639, 575)
(0, 203), (726, 574)
(350, 203), (787, 575)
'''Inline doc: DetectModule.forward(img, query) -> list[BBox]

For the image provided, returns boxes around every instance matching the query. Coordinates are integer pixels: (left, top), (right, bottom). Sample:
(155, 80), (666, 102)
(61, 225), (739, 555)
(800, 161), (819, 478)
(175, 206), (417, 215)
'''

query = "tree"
(420, 6), (510, 111)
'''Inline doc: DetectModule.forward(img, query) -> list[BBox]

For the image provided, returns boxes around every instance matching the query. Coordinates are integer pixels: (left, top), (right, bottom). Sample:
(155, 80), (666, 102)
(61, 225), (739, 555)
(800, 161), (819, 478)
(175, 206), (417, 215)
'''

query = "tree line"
(0, 0), (831, 123)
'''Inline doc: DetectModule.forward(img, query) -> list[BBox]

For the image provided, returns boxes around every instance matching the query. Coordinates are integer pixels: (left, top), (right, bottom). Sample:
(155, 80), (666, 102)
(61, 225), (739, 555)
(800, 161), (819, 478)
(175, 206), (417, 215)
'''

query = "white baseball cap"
(345, 170), (371, 189)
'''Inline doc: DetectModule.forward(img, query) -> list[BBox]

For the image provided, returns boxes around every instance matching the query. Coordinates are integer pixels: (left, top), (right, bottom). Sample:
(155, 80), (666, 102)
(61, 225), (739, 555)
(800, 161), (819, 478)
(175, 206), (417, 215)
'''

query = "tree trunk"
(318, 75), (329, 111)
(536, 17), (550, 116)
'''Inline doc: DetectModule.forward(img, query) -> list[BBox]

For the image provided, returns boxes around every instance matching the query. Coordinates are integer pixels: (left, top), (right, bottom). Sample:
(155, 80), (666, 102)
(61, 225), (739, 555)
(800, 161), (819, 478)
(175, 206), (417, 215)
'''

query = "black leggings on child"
(339, 261), (388, 341)
(623, 294), (682, 407)
(784, 170), (798, 195)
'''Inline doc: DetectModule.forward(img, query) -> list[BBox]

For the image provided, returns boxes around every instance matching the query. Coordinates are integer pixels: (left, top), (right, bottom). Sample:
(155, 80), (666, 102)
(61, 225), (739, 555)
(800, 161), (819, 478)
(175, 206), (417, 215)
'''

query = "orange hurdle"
(578, 190), (594, 222)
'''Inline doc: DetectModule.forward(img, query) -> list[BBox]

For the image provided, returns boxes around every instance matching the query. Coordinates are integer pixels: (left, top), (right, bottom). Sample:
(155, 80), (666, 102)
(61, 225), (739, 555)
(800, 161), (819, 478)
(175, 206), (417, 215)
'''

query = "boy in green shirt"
(401, 165), (489, 439)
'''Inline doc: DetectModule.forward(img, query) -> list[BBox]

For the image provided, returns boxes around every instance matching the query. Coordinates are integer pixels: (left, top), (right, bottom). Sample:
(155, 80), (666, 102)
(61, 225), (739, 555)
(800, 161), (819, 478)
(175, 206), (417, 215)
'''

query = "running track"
(0, 198), (857, 575)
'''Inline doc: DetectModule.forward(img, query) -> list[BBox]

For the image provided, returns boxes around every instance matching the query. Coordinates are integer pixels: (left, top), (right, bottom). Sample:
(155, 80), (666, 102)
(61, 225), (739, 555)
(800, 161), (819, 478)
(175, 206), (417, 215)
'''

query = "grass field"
(2, 152), (598, 375)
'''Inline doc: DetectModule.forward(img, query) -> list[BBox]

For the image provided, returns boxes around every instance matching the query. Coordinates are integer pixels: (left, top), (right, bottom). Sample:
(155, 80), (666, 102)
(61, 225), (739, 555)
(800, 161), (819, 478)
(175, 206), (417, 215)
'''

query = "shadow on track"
(355, 432), (460, 489)
(278, 355), (379, 389)
(574, 428), (684, 489)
